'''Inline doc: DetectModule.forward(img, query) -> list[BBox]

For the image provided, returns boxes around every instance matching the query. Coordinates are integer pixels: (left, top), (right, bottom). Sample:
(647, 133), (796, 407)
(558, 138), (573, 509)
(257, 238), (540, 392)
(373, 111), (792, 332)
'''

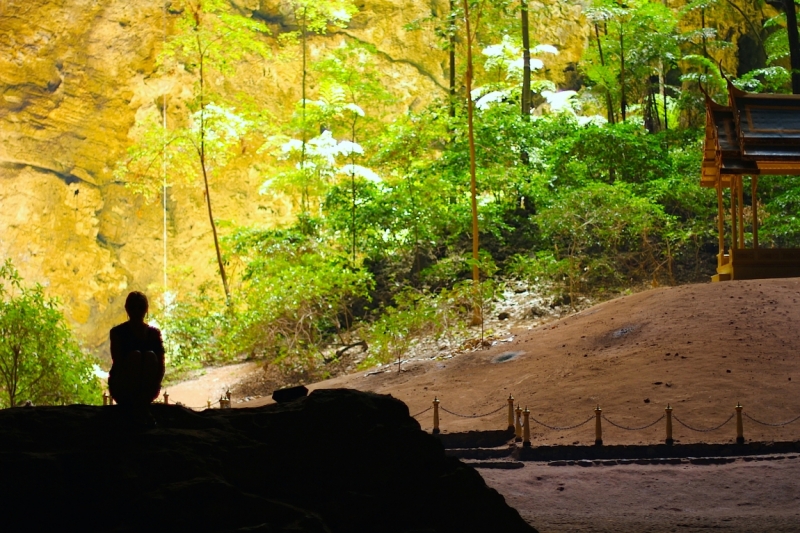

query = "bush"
(0, 259), (101, 407)
(533, 181), (671, 297)
(154, 283), (230, 383)
(225, 229), (374, 371)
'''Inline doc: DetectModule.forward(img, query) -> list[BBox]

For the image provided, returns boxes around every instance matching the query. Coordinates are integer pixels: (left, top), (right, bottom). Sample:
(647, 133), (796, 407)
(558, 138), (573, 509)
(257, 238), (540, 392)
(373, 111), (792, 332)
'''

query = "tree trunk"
(660, 60), (668, 130)
(619, 24), (626, 122)
(197, 35), (231, 304)
(301, 8), (309, 223)
(350, 116), (358, 263)
(521, 0), (531, 119)
(520, 0), (531, 165)
(701, 9), (708, 59)
(786, 0), (800, 93)
(594, 23), (615, 124)
(463, 0), (481, 326)
(449, 0), (457, 120)
(200, 141), (230, 304)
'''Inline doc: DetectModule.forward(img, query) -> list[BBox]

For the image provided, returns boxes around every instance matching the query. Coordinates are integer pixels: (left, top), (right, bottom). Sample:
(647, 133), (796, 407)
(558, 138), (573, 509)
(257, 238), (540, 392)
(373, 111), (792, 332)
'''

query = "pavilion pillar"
(737, 175), (745, 248)
(731, 178), (738, 251)
(716, 182), (725, 267)
(751, 176), (759, 250)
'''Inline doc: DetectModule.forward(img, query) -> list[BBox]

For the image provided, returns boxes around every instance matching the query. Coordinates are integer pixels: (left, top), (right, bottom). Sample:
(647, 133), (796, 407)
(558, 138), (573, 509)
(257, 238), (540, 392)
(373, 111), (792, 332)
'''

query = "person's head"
(125, 291), (149, 322)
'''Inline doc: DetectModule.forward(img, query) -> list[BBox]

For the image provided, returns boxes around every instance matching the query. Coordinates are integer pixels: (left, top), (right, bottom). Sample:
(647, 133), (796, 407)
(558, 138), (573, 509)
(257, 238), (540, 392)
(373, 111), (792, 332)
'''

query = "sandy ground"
(234, 278), (800, 446)
(165, 362), (260, 408)
(480, 456), (800, 533)
(165, 278), (800, 531)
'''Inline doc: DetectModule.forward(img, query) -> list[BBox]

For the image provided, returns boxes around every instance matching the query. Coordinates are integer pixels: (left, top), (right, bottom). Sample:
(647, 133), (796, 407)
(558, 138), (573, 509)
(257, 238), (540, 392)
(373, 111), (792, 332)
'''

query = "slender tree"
(450, 0), (458, 120)
(119, 0), (269, 304)
(462, 0), (483, 325)
(519, 0), (533, 165)
(784, 0), (800, 92)
(284, 0), (357, 231)
(597, 23), (616, 123)
(520, 0), (532, 119)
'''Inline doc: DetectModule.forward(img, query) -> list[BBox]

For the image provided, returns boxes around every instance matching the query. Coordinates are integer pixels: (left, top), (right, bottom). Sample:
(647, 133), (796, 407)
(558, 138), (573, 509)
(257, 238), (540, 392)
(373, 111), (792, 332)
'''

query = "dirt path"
(164, 362), (259, 408)
(480, 456), (800, 533)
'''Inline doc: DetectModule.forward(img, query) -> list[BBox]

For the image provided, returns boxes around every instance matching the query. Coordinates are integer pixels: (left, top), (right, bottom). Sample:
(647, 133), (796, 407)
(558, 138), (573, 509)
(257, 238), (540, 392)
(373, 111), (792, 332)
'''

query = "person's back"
(108, 292), (165, 416)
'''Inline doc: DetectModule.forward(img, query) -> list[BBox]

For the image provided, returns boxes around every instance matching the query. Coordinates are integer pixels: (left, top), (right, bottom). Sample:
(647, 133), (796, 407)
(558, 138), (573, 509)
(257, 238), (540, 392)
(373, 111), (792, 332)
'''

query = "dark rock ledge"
(0, 389), (536, 533)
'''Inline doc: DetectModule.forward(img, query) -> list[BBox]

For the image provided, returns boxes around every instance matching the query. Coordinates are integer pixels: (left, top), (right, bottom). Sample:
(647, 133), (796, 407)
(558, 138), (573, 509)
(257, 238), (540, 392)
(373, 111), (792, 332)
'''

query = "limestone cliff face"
(0, 0), (591, 354)
(0, 0), (755, 355)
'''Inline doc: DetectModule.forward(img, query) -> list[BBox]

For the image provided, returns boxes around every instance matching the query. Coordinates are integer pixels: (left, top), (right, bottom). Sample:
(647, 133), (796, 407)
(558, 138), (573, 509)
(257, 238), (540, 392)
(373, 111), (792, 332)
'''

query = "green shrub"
(0, 259), (101, 407)
(225, 229), (373, 371)
(154, 283), (230, 383)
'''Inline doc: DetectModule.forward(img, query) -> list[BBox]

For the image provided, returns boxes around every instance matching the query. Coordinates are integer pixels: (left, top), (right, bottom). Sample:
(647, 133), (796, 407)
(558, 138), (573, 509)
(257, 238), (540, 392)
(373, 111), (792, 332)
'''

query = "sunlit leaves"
(0, 260), (100, 407)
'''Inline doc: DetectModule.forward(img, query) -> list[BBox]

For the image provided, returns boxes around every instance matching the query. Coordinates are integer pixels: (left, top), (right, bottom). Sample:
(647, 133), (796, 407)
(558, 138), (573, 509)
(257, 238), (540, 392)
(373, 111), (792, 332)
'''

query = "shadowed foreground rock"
(0, 389), (536, 533)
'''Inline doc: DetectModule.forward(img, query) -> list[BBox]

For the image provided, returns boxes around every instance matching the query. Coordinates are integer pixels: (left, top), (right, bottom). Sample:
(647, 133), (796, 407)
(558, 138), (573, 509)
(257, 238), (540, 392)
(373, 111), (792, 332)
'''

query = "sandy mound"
(243, 279), (800, 446)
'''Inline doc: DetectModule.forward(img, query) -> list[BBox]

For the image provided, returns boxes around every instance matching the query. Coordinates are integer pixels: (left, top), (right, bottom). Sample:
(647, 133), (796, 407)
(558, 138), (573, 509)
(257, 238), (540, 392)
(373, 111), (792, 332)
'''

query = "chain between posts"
(439, 404), (506, 418)
(415, 396), (800, 443)
(529, 414), (595, 431)
(744, 412), (800, 427)
(411, 406), (433, 418)
(602, 414), (665, 431)
(673, 413), (735, 432)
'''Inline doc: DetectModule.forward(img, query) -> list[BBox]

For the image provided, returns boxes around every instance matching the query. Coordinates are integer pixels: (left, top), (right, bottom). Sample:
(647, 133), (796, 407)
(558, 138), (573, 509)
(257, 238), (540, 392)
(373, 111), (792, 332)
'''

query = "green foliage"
(534, 181), (672, 296)
(584, 0), (680, 124)
(280, 0), (356, 43)
(755, 175), (800, 247)
(735, 67), (792, 93)
(121, 0), (270, 195)
(361, 280), (491, 368)
(223, 228), (373, 369)
(164, 0), (270, 74)
(121, 103), (253, 198)
(547, 121), (672, 186)
(106, 0), (789, 386)
(0, 260), (101, 407)
(155, 284), (230, 383)
(119, 0), (273, 301)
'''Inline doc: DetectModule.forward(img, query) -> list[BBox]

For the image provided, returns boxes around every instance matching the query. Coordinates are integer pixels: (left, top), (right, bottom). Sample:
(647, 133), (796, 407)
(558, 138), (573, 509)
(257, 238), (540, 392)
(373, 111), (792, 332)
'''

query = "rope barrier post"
(163, 391), (169, 405)
(514, 404), (523, 442)
(432, 397), (440, 435)
(507, 394), (515, 430)
(522, 406), (531, 448)
(207, 399), (211, 410)
(102, 392), (109, 406)
(665, 404), (674, 446)
(735, 402), (744, 444)
(219, 395), (225, 409)
(594, 405), (603, 446)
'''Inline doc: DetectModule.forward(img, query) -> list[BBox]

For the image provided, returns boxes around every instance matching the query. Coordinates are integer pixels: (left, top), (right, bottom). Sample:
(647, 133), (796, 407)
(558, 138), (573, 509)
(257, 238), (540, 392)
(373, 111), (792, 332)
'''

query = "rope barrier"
(529, 414), (594, 431)
(744, 412), (800, 427)
(602, 414), (665, 431)
(672, 414), (736, 433)
(184, 401), (219, 410)
(440, 404), (506, 418)
(411, 406), (432, 418)
(673, 413), (735, 432)
(412, 394), (800, 445)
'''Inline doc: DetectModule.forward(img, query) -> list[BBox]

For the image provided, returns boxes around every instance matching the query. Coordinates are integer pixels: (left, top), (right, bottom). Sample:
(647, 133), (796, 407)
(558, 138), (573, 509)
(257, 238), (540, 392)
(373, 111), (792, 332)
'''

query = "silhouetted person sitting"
(108, 291), (165, 426)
